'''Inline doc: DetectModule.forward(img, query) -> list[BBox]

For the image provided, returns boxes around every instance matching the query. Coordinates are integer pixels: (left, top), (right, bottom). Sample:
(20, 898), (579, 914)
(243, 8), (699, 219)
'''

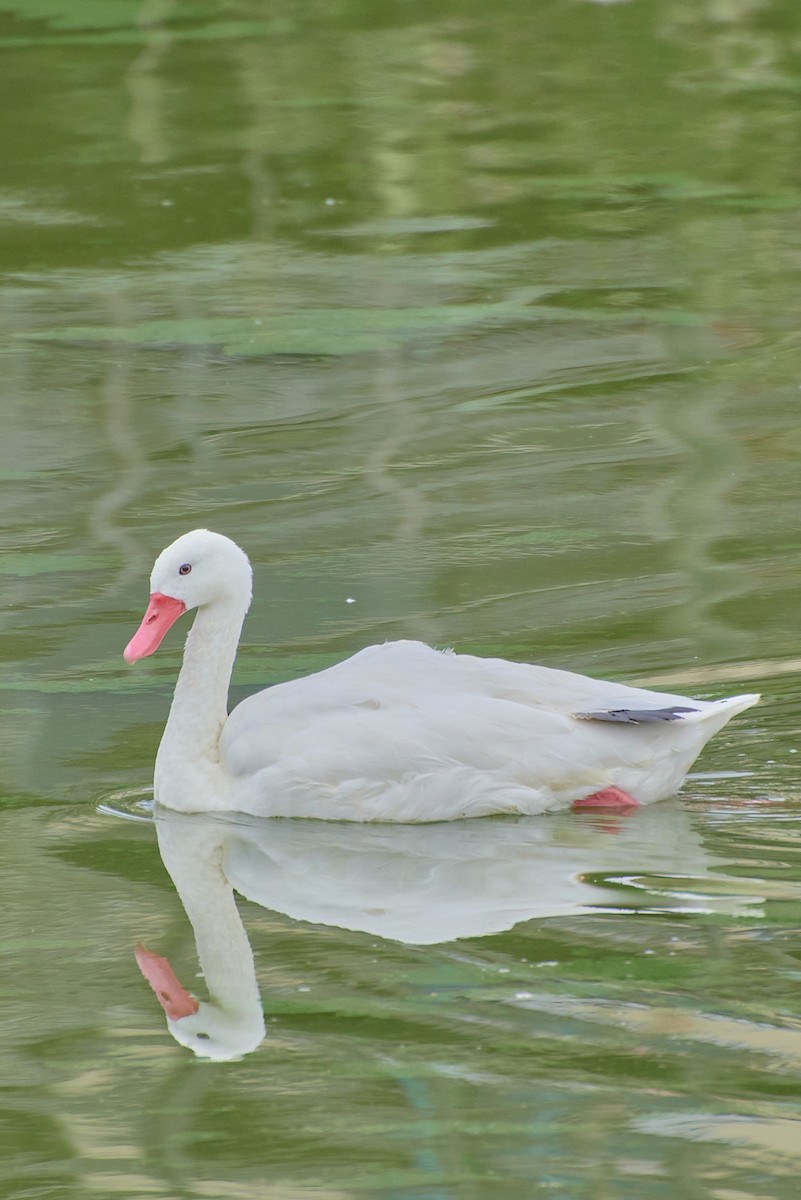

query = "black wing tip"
(574, 705), (699, 725)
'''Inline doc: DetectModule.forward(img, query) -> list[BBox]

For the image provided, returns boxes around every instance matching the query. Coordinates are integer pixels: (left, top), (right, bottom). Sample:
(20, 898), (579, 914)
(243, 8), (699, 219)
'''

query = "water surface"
(3, 1), (801, 1197)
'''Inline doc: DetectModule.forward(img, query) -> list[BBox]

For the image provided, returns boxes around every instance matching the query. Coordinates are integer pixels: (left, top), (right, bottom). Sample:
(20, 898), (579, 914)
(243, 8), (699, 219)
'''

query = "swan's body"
(124, 530), (759, 821)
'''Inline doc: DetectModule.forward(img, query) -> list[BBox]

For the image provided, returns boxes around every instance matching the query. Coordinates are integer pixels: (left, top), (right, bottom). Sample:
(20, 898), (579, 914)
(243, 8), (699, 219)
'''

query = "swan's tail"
(683, 693), (761, 723)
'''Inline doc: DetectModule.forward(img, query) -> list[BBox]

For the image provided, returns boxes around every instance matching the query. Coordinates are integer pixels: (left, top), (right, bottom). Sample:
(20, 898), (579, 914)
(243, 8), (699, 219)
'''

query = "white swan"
(123, 529), (759, 820)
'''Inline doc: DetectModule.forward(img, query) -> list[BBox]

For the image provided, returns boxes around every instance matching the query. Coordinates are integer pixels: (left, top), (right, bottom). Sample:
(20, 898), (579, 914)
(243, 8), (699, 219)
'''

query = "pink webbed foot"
(572, 786), (641, 812)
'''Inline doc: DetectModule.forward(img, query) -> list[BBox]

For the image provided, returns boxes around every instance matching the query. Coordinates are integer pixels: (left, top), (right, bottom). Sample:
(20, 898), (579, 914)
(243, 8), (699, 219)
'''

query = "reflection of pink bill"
(135, 944), (199, 1019)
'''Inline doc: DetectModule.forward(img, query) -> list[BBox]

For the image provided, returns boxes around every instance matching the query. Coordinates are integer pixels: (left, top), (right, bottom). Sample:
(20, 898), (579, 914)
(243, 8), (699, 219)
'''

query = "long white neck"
(155, 600), (247, 811)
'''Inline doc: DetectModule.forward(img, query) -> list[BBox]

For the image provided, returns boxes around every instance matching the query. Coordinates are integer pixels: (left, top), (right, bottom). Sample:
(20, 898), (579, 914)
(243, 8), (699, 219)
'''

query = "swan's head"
(124, 529), (253, 664)
(135, 945), (266, 1062)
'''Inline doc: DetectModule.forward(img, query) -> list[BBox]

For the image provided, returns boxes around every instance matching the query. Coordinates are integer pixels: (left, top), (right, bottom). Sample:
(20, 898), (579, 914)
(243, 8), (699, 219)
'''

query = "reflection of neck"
(155, 601), (246, 809)
(157, 815), (263, 1032)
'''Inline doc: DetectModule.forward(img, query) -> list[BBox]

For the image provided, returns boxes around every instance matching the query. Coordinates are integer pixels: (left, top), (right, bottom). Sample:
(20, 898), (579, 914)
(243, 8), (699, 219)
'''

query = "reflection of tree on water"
(126, 0), (174, 167)
(643, 383), (751, 665)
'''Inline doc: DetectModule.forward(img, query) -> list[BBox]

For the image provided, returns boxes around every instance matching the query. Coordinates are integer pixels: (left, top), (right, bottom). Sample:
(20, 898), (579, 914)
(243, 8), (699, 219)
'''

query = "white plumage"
(123, 529), (759, 821)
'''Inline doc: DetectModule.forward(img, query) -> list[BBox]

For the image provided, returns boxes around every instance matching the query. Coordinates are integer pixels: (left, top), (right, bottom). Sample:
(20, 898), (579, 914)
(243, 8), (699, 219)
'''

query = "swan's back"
(219, 641), (757, 821)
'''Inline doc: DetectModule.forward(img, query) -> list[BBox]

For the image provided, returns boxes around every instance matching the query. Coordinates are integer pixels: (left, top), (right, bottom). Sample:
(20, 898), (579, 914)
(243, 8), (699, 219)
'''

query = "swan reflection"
(136, 799), (762, 1061)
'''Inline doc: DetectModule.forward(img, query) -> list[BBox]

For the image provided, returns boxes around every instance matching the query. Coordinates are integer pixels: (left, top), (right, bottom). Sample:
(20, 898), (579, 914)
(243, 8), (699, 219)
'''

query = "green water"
(3, 0), (801, 1194)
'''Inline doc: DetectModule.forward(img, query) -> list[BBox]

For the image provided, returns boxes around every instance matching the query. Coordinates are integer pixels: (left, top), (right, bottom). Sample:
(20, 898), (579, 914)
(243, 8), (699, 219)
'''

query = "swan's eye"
(178, 563), (192, 576)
